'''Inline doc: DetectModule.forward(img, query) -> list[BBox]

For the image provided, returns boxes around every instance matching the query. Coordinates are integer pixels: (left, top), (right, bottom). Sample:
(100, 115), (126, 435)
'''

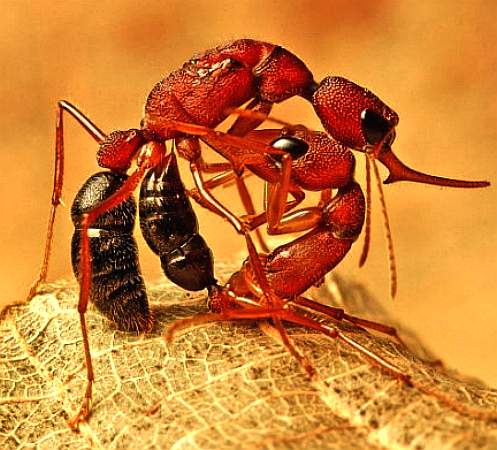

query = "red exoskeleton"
(166, 54), (490, 404)
(28, 40), (318, 428)
(28, 39), (489, 428)
(168, 119), (490, 379)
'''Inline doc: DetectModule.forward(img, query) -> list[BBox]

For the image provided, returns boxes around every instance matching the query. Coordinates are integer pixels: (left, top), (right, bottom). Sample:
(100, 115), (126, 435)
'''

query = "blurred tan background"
(1, 1), (496, 385)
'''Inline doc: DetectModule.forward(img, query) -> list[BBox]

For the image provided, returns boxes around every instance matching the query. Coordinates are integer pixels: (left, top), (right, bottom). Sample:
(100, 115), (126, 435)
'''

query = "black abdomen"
(71, 172), (152, 332)
(139, 154), (216, 291)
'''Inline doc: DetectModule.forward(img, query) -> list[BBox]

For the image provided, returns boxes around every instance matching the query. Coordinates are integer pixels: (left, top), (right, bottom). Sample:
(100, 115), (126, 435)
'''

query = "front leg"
(28, 101), (107, 302)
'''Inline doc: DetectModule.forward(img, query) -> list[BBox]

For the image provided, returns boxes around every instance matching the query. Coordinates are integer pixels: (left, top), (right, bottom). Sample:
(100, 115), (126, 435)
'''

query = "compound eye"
(270, 136), (309, 163)
(361, 109), (393, 146)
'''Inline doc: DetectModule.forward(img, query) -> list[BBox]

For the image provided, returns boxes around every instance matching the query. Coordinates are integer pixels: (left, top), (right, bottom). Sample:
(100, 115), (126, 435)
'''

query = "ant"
(195, 75), (489, 299)
(27, 40), (316, 427)
(28, 39), (319, 428)
(166, 76), (490, 402)
(27, 39), (490, 428)
(168, 119), (490, 382)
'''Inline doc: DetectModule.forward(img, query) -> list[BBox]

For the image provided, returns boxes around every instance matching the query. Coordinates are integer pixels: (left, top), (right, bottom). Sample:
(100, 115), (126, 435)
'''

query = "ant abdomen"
(71, 172), (152, 332)
(139, 154), (216, 291)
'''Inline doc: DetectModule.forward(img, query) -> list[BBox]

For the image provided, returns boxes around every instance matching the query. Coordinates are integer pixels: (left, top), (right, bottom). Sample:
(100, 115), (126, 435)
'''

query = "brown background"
(1, 1), (496, 385)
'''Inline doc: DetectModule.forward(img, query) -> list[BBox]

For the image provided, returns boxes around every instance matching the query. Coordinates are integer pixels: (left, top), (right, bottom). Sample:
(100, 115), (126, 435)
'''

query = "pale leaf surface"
(1, 268), (497, 449)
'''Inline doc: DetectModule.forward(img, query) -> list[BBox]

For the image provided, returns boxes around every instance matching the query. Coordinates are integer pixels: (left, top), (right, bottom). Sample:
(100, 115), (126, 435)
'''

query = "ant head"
(309, 76), (399, 151)
(309, 76), (488, 188)
(97, 129), (145, 171)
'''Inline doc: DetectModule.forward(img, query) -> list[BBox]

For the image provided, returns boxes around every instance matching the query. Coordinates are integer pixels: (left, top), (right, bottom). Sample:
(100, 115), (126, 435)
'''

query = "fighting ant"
(28, 39), (317, 427)
(168, 120), (490, 382)
(167, 75), (491, 401)
(28, 39), (489, 428)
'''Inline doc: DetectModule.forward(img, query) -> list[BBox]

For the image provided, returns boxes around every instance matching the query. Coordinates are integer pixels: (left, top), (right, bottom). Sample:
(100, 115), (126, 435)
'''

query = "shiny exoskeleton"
(71, 172), (152, 332)
(70, 154), (217, 333)
(139, 153), (216, 291)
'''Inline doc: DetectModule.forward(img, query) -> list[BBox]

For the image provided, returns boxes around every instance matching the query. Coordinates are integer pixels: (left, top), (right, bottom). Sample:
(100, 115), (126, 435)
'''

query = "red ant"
(28, 39), (489, 428)
(167, 119), (490, 383)
(28, 39), (318, 428)
(166, 73), (490, 407)
(190, 74), (489, 301)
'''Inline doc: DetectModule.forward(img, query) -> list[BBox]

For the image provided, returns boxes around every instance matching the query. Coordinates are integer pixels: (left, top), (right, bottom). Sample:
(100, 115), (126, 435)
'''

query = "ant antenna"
(371, 156), (398, 299)
(360, 130), (398, 299)
(359, 155), (372, 267)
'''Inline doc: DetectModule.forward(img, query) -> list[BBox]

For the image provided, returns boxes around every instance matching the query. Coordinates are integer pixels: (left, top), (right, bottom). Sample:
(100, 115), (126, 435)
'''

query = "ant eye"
(361, 109), (392, 145)
(270, 136), (309, 163)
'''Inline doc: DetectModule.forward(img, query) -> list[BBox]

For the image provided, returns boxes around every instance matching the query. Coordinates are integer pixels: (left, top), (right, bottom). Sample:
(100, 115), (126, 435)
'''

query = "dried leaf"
(1, 267), (497, 450)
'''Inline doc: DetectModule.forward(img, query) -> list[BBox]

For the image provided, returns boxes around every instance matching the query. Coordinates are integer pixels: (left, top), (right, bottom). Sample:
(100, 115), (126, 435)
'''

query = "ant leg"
(190, 160), (270, 251)
(187, 171), (257, 212)
(226, 101), (301, 132)
(227, 98), (273, 136)
(265, 154), (293, 231)
(292, 296), (410, 347)
(189, 159), (246, 235)
(166, 301), (410, 384)
(68, 163), (149, 429)
(292, 296), (444, 366)
(191, 167), (255, 192)
(166, 302), (316, 377)
(245, 204), (320, 234)
(271, 315), (316, 377)
(226, 99), (274, 252)
(234, 176), (270, 253)
(197, 160), (233, 173)
(28, 101), (107, 301)
(188, 171), (254, 211)
(187, 170), (237, 204)
(226, 152), (312, 236)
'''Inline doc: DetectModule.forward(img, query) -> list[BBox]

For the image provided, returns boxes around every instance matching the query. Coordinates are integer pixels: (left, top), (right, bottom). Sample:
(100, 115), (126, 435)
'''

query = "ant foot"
(67, 397), (91, 431)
